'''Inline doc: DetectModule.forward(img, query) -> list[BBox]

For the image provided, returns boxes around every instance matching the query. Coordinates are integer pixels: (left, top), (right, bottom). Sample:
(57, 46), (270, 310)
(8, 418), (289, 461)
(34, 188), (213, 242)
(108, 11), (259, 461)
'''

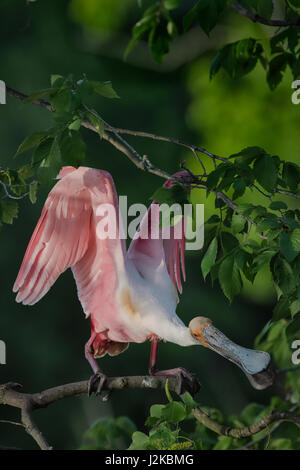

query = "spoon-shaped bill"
(189, 317), (274, 390)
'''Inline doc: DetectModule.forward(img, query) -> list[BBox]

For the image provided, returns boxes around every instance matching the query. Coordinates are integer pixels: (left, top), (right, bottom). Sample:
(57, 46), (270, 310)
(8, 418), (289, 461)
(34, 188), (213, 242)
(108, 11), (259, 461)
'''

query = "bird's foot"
(88, 371), (108, 397)
(150, 367), (200, 396)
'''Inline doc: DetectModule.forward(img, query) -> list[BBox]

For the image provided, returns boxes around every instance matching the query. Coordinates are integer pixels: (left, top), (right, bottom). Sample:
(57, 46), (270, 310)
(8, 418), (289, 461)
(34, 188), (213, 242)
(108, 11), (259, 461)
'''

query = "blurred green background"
(0, 0), (299, 450)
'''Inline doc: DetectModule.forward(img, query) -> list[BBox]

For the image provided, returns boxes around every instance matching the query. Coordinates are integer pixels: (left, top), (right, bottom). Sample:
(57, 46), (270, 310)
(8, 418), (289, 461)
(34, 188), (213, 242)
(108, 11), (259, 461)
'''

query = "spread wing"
(13, 167), (126, 312)
(13, 167), (92, 305)
(126, 202), (185, 293)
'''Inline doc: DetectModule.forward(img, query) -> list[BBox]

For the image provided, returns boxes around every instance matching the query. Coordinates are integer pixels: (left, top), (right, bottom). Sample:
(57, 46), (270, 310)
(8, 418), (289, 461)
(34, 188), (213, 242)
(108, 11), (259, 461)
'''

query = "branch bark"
(5, 84), (300, 245)
(2, 378), (300, 450)
(0, 376), (181, 450)
(232, 2), (300, 27)
(193, 407), (300, 439)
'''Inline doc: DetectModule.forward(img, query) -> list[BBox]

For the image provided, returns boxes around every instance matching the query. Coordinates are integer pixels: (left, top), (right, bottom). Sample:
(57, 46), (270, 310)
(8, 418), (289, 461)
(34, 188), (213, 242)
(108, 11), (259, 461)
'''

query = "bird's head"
(188, 316), (274, 390)
(164, 170), (193, 189)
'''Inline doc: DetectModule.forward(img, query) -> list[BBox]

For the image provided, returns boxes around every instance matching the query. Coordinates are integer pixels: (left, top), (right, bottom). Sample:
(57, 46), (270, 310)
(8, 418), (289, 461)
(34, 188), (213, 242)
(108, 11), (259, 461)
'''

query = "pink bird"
(13, 166), (273, 395)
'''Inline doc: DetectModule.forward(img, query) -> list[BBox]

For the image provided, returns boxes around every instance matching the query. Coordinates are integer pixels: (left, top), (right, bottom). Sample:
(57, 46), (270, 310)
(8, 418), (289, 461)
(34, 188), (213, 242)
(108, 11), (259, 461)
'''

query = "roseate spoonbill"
(13, 166), (273, 395)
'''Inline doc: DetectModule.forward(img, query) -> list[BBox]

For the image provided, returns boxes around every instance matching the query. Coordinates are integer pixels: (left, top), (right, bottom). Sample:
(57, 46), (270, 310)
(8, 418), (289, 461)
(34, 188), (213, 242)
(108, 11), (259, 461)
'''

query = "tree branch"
(232, 2), (300, 27)
(193, 407), (300, 439)
(0, 376), (184, 450)
(5, 84), (299, 238)
(2, 377), (300, 450)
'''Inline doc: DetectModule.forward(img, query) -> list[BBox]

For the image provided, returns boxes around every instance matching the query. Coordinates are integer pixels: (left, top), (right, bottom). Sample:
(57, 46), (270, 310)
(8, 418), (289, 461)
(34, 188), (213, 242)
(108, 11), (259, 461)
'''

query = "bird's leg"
(85, 337), (107, 396)
(148, 338), (200, 396)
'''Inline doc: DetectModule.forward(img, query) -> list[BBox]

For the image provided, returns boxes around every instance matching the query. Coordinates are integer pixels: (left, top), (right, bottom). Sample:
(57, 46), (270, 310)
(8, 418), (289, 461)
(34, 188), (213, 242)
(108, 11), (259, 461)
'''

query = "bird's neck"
(160, 324), (199, 347)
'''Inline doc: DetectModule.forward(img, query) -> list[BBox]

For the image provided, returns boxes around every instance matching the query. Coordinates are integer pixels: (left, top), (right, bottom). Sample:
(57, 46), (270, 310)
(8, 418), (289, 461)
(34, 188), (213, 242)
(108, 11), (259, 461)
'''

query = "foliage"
(79, 416), (137, 450)
(79, 390), (300, 450)
(0, 74), (118, 229)
(127, 0), (300, 89)
(2, 0), (300, 451)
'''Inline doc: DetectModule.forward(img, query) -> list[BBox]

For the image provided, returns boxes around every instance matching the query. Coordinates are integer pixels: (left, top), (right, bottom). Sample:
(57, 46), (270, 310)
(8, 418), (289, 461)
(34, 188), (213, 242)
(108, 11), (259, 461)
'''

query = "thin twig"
(2, 377), (300, 451)
(193, 407), (300, 438)
(276, 364), (300, 375)
(0, 180), (29, 200)
(109, 126), (230, 163)
(0, 419), (24, 427)
(236, 404), (300, 450)
(232, 2), (300, 26)
(274, 188), (300, 199)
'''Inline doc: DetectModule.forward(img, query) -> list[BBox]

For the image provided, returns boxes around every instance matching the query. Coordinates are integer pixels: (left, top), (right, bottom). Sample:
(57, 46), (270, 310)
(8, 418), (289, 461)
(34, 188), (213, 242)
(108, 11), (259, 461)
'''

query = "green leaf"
(0, 200), (18, 224)
(206, 214), (220, 224)
(32, 137), (54, 165)
(148, 422), (176, 449)
(38, 138), (62, 185)
(50, 87), (72, 116)
(201, 237), (218, 280)
(183, 2), (200, 30)
(219, 254), (242, 302)
(257, 0), (273, 19)
(50, 74), (65, 87)
(116, 416), (136, 437)
(253, 250), (276, 273)
(161, 401), (186, 423)
(230, 146), (266, 164)
(220, 231), (239, 253)
(256, 216), (280, 233)
(282, 162), (300, 191)
(240, 402), (265, 426)
(214, 436), (233, 450)
(231, 213), (246, 234)
(267, 53), (291, 90)
(232, 178), (247, 199)
(273, 296), (290, 320)
(150, 404), (165, 419)
(164, 0), (179, 10)
(210, 38), (262, 80)
(286, 314), (300, 340)
(206, 165), (227, 189)
(60, 130), (86, 166)
(255, 320), (272, 347)
(68, 118), (82, 131)
(253, 154), (277, 192)
(280, 231), (300, 263)
(182, 392), (196, 414)
(150, 185), (188, 206)
(86, 111), (104, 138)
(290, 299), (300, 317)
(15, 132), (49, 157)
(29, 182), (38, 204)
(271, 254), (296, 296)
(125, 10), (156, 59)
(269, 201), (288, 211)
(268, 438), (294, 450)
(128, 431), (149, 450)
(183, 0), (228, 35)
(165, 379), (173, 403)
(23, 88), (53, 104)
(149, 23), (172, 63)
(89, 81), (119, 99)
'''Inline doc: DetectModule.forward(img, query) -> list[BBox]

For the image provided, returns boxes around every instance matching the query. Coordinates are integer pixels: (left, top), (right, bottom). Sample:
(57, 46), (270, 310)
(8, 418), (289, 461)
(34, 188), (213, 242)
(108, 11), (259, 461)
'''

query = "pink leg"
(148, 338), (200, 396)
(85, 335), (107, 396)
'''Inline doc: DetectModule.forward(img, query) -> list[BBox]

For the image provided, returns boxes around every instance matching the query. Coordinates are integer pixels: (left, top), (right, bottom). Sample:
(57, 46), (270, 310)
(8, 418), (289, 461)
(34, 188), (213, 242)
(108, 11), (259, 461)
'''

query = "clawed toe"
(88, 372), (107, 396)
(176, 368), (200, 396)
(150, 367), (200, 396)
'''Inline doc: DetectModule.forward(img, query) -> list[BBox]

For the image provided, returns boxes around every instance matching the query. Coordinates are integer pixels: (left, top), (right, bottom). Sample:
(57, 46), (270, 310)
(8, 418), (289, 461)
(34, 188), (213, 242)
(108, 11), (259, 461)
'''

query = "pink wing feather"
(13, 167), (126, 317)
(127, 171), (187, 293)
(13, 167), (92, 305)
(127, 202), (186, 294)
